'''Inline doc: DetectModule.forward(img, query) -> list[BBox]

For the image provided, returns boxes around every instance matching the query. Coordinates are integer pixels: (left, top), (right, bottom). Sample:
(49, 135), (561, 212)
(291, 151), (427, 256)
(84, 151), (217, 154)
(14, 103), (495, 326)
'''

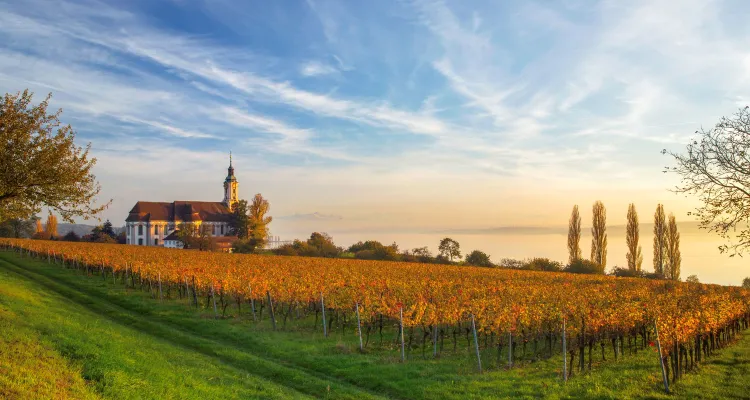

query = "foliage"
(497, 258), (525, 269)
(666, 214), (682, 281)
(567, 205), (582, 264)
(610, 266), (644, 278)
(625, 203), (643, 272)
(663, 106), (750, 256)
(248, 194), (272, 248)
(232, 238), (261, 254)
(276, 232), (341, 258)
(743, 277), (750, 289)
(176, 224), (215, 251)
(464, 250), (492, 267)
(229, 199), (251, 239)
(0, 90), (109, 223)
(686, 275), (700, 283)
(348, 240), (399, 261)
(522, 257), (563, 272)
(438, 238), (461, 263)
(653, 204), (668, 275)
(101, 219), (116, 238)
(565, 258), (605, 275)
(62, 231), (80, 242)
(590, 201), (607, 268)
(0, 218), (36, 238)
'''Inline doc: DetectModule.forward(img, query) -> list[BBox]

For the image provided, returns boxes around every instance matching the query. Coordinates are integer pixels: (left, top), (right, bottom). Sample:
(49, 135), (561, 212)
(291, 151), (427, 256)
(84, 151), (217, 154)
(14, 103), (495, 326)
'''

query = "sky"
(2, 0), (750, 281)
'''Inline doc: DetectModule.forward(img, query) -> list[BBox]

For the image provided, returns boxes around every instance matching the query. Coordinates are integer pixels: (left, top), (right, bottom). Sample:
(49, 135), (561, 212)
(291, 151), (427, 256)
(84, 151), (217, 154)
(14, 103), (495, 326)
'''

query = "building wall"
(125, 221), (231, 247)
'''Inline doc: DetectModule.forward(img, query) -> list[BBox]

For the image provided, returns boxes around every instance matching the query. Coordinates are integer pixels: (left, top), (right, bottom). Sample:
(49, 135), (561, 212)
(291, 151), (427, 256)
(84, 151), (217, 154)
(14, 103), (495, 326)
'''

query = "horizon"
(2, 0), (750, 284)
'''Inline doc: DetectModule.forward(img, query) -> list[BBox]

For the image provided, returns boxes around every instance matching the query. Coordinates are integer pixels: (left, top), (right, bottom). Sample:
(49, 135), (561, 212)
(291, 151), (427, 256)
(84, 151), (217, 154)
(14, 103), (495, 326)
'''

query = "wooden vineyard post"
(562, 317), (567, 382)
(400, 307), (406, 362)
(321, 292), (328, 337)
(508, 331), (513, 368)
(184, 277), (190, 304)
(356, 302), (363, 351)
(471, 314), (482, 373)
(267, 291), (277, 330)
(211, 285), (219, 319)
(249, 285), (257, 321)
(158, 273), (163, 301)
(191, 276), (198, 308)
(433, 323), (439, 358)
(654, 319), (670, 394)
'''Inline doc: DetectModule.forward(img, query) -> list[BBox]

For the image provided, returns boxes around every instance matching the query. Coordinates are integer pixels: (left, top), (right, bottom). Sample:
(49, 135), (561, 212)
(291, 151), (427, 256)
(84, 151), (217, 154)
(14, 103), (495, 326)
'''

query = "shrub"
(564, 259), (604, 274)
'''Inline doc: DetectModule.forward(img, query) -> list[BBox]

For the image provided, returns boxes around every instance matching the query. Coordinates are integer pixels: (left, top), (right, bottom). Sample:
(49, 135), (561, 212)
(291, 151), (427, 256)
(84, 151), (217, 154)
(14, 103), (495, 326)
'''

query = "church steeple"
(223, 152), (239, 210)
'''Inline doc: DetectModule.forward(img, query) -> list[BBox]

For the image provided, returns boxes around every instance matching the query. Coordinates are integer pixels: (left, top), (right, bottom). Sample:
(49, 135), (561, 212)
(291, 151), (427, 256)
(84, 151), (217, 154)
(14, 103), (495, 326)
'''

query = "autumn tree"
(590, 201), (607, 268)
(248, 193), (272, 248)
(743, 277), (750, 289)
(653, 204), (668, 275)
(663, 106), (750, 256)
(567, 205), (582, 263)
(35, 219), (43, 235)
(0, 90), (109, 223)
(438, 237), (461, 263)
(666, 214), (682, 281)
(626, 203), (643, 272)
(686, 275), (699, 283)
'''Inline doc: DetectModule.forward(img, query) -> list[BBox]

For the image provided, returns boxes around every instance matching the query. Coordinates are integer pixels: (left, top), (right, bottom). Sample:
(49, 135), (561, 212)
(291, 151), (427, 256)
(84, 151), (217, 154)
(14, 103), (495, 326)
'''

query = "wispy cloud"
(300, 60), (339, 77)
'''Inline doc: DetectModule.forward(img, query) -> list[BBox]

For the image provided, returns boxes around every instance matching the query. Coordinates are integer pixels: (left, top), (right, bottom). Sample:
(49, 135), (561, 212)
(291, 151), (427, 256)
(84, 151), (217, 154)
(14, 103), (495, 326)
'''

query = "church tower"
(223, 153), (239, 211)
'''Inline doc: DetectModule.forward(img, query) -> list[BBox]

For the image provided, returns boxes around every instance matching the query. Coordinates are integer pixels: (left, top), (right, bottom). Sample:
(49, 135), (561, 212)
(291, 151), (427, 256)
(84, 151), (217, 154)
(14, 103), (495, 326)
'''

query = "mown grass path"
(2, 250), (749, 399)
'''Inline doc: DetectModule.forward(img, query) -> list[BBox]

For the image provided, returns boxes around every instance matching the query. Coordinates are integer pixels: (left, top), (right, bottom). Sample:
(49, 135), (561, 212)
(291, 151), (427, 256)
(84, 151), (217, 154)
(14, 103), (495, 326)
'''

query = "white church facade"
(125, 156), (239, 247)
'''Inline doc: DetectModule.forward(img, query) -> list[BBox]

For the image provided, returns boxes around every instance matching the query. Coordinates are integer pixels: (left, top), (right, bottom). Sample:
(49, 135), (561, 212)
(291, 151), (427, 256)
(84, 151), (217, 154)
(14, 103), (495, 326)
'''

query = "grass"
(0, 250), (749, 399)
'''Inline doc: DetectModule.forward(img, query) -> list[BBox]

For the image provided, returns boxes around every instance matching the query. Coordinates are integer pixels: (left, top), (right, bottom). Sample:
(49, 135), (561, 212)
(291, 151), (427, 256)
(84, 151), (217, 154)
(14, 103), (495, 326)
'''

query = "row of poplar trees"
(567, 202), (682, 280)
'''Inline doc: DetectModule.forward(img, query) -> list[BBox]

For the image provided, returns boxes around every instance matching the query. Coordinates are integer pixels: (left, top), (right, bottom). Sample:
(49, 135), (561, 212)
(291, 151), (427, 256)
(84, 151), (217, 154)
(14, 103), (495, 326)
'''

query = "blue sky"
(2, 0), (750, 234)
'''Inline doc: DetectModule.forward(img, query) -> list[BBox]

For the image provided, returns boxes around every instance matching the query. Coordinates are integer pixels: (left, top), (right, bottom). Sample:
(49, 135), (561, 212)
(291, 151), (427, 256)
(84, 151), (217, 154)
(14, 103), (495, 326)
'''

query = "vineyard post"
(267, 291), (277, 330)
(356, 302), (363, 351)
(508, 331), (513, 368)
(654, 319), (670, 394)
(184, 277), (190, 305)
(562, 317), (567, 382)
(158, 272), (163, 302)
(321, 292), (328, 337)
(249, 285), (256, 321)
(400, 307), (406, 362)
(211, 285), (219, 319)
(471, 314), (482, 373)
(433, 323), (439, 358)
(191, 276), (198, 308)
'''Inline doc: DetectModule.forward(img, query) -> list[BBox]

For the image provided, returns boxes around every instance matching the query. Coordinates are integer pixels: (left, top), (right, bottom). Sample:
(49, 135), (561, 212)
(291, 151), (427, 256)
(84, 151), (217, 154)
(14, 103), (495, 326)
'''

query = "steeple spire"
(229, 151), (232, 167)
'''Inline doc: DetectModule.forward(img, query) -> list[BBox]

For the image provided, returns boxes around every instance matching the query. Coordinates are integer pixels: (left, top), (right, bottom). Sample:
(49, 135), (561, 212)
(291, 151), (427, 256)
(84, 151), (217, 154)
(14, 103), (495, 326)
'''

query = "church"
(125, 156), (239, 247)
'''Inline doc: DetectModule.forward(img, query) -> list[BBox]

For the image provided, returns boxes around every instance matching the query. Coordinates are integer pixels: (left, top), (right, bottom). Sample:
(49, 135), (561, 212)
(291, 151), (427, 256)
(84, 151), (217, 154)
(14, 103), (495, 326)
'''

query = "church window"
(155, 238), (159, 245)
(138, 225), (143, 235)
(155, 225), (159, 235)
(221, 225), (225, 235)
(138, 238), (143, 245)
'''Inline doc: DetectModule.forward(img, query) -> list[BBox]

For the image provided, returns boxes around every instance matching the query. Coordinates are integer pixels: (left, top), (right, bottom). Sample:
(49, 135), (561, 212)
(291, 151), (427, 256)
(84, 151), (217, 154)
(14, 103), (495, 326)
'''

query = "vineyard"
(3, 238), (749, 391)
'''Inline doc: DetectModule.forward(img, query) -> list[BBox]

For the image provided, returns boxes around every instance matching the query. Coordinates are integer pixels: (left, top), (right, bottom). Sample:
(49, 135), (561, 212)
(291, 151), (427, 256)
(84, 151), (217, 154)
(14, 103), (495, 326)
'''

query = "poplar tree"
(567, 205), (582, 263)
(248, 193), (272, 248)
(45, 214), (57, 238)
(590, 201), (607, 270)
(653, 204), (668, 275)
(626, 204), (643, 272)
(666, 214), (681, 281)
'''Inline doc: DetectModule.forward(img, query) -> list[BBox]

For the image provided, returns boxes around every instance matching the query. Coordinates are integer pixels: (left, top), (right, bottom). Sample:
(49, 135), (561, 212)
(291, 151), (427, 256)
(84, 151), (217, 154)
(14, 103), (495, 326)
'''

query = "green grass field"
(1, 250), (749, 399)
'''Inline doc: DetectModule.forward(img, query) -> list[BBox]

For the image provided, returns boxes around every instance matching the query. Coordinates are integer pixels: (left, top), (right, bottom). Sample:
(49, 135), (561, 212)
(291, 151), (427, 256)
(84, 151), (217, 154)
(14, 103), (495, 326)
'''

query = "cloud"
(300, 60), (339, 77)
(277, 212), (344, 221)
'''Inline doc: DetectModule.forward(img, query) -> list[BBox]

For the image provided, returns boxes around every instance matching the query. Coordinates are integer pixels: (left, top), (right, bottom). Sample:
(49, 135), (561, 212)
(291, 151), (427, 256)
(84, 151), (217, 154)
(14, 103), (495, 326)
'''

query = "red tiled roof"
(126, 201), (232, 223)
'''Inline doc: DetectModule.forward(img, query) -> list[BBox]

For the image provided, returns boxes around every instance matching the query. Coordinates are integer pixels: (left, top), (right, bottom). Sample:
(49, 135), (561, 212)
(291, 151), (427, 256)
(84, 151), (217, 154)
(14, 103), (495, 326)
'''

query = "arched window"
(155, 225), (159, 235)
(138, 225), (143, 235)
(138, 238), (143, 245)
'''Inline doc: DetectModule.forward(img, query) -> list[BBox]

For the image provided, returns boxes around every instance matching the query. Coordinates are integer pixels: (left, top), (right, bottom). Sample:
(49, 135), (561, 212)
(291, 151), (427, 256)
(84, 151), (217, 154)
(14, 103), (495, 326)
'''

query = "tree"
(653, 204), (668, 275)
(686, 275), (700, 283)
(176, 223), (213, 250)
(35, 219), (43, 235)
(465, 250), (492, 267)
(62, 231), (80, 242)
(348, 240), (399, 260)
(497, 258), (525, 269)
(229, 199), (250, 239)
(306, 232), (340, 257)
(666, 214), (682, 281)
(565, 259), (604, 274)
(567, 205), (582, 264)
(248, 194), (272, 249)
(101, 219), (116, 238)
(590, 201), (607, 268)
(438, 238), (461, 263)
(742, 277), (750, 289)
(410, 246), (433, 263)
(626, 204), (643, 272)
(0, 90), (109, 223)
(522, 258), (563, 272)
(0, 218), (36, 238)
(45, 214), (58, 238)
(611, 266), (644, 278)
(663, 106), (750, 256)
